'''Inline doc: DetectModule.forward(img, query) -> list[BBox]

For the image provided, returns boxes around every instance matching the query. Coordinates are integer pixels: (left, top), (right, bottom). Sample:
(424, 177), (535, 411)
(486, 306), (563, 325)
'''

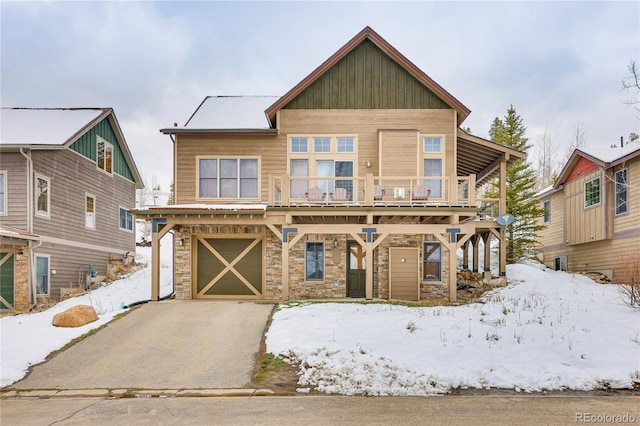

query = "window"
(291, 137), (308, 153)
(423, 158), (443, 198)
(584, 177), (600, 207)
(119, 207), (133, 231)
(314, 137), (331, 153)
(554, 256), (567, 272)
(337, 137), (355, 153)
(85, 194), (96, 229)
(305, 242), (324, 281)
(543, 200), (551, 223)
(36, 255), (50, 295)
(423, 137), (442, 153)
(423, 242), (442, 281)
(97, 137), (113, 174)
(35, 174), (50, 218)
(290, 159), (309, 198)
(0, 171), (6, 215)
(317, 160), (354, 199)
(198, 158), (259, 199)
(615, 169), (628, 215)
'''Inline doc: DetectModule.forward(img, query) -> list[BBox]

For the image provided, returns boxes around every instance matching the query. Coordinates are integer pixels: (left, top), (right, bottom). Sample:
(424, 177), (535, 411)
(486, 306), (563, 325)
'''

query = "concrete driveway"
(10, 300), (274, 390)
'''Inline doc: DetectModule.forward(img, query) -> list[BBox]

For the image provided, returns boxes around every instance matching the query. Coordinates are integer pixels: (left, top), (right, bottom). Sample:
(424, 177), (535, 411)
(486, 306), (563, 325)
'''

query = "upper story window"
(615, 169), (628, 215)
(423, 137), (442, 153)
(97, 136), (113, 174)
(198, 157), (259, 199)
(119, 207), (133, 231)
(35, 174), (50, 218)
(85, 194), (96, 229)
(314, 137), (331, 153)
(291, 137), (308, 153)
(0, 171), (6, 215)
(584, 177), (600, 208)
(337, 137), (355, 153)
(543, 200), (551, 223)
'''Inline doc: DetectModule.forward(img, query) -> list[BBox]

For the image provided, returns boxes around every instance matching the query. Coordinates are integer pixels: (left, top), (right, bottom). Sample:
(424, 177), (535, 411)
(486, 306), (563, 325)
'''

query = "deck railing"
(269, 173), (477, 207)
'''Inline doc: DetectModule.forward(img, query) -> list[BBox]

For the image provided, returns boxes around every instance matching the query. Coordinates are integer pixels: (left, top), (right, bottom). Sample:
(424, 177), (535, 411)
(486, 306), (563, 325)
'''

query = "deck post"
(471, 234), (480, 273)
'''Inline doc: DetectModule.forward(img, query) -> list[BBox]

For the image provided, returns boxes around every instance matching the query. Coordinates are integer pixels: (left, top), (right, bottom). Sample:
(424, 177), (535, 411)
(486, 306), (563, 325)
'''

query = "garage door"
(194, 236), (264, 299)
(0, 251), (15, 310)
(389, 247), (419, 301)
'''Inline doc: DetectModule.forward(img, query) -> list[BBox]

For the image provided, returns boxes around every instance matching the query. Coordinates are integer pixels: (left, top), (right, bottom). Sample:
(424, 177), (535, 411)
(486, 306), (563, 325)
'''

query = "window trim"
(85, 193), (96, 229)
(35, 173), (51, 219)
(615, 168), (628, 216)
(422, 241), (442, 282)
(543, 200), (551, 223)
(305, 241), (325, 282)
(96, 136), (114, 175)
(119, 206), (134, 232)
(584, 176), (601, 208)
(0, 170), (6, 216)
(196, 156), (261, 201)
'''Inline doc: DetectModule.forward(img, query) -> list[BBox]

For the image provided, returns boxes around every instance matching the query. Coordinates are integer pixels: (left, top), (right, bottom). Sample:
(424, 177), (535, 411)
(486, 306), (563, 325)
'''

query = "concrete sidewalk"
(9, 301), (274, 390)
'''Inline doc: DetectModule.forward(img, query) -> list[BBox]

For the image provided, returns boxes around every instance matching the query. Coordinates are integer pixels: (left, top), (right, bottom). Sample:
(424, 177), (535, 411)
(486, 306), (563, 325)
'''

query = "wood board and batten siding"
(389, 247), (420, 301)
(563, 168), (607, 245)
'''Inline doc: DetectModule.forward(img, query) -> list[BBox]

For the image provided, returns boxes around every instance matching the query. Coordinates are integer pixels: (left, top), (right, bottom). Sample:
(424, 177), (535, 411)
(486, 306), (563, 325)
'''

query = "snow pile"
(267, 265), (640, 395)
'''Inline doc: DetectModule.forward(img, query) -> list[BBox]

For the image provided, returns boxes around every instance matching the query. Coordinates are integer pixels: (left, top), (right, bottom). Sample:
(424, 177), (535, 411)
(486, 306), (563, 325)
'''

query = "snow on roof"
(579, 141), (640, 163)
(0, 108), (108, 146)
(184, 96), (279, 129)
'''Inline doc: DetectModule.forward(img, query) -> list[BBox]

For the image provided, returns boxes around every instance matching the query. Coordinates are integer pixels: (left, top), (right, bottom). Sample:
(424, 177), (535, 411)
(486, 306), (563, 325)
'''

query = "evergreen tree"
(167, 182), (175, 205)
(489, 105), (546, 262)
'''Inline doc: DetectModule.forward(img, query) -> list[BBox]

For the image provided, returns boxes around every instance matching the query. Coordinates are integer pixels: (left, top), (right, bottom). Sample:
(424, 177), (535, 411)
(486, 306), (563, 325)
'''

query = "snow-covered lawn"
(0, 239), (173, 388)
(266, 263), (640, 395)
(2, 244), (638, 395)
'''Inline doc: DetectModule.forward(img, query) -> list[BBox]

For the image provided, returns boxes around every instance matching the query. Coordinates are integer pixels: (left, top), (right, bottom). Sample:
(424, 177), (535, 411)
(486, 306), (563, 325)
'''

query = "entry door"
(347, 241), (366, 298)
(0, 251), (14, 309)
(195, 236), (264, 299)
(389, 247), (419, 301)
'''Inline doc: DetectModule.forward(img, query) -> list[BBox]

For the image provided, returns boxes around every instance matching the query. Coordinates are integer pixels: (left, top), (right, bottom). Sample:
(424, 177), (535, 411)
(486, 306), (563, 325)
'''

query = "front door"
(347, 241), (365, 298)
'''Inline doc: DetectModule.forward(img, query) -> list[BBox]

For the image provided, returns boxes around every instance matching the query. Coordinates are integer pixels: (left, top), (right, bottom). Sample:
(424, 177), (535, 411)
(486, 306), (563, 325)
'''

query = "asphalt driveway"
(10, 300), (274, 390)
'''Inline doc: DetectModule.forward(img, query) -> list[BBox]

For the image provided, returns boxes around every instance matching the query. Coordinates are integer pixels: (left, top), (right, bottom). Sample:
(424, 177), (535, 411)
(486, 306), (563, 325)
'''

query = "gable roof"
(265, 26), (471, 126)
(0, 107), (144, 188)
(554, 142), (640, 188)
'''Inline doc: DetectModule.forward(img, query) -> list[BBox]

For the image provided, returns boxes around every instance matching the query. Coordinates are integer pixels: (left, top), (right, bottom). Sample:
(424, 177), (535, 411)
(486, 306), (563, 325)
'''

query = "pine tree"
(167, 183), (175, 205)
(489, 105), (546, 262)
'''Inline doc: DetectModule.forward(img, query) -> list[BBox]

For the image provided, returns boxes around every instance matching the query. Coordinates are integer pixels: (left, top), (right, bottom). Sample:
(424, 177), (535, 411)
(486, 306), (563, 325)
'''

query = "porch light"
(366, 159), (372, 168)
(16, 250), (24, 261)
(333, 238), (339, 248)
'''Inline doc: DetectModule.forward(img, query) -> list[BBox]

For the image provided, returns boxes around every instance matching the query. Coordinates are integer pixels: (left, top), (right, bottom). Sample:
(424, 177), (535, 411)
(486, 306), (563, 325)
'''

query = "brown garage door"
(194, 236), (264, 299)
(389, 247), (419, 301)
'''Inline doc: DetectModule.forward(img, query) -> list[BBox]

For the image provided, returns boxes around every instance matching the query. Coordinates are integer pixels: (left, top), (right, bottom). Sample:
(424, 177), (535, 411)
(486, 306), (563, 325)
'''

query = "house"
(0, 107), (144, 310)
(536, 142), (640, 282)
(136, 27), (523, 303)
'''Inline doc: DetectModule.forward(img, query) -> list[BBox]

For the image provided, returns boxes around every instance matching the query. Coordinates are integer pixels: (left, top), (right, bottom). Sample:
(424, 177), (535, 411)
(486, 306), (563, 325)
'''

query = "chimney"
(621, 136), (624, 148)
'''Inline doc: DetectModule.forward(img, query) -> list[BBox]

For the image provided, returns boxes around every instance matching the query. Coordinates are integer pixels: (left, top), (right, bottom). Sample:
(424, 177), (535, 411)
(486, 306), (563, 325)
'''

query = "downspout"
(19, 148), (39, 305)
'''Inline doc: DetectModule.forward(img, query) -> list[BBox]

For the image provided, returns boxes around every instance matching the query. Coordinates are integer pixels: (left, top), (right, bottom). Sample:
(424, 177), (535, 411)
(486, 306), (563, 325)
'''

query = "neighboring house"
(0, 108), (144, 310)
(536, 142), (640, 282)
(136, 27), (523, 303)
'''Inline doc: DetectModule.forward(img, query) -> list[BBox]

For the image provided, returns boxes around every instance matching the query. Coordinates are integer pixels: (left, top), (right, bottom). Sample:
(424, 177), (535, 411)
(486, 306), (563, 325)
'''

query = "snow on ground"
(2, 241), (638, 394)
(0, 237), (173, 387)
(267, 263), (640, 395)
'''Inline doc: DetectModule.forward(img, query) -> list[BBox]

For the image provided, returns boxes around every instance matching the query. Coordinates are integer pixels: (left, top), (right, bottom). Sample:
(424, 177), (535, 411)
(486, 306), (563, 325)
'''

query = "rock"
(52, 305), (98, 327)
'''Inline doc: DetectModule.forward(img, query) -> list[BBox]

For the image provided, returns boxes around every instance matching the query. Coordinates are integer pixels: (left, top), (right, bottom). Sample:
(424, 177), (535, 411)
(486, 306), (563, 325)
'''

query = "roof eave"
(160, 128), (279, 136)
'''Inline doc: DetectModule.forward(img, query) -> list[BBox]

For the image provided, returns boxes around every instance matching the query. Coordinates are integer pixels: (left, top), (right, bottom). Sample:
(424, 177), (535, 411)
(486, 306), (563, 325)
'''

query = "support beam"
(483, 233), (492, 272)
(471, 234), (480, 272)
(151, 222), (175, 301)
(282, 240), (290, 300)
(499, 158), (507, 216)
(461, 241), (469, 270)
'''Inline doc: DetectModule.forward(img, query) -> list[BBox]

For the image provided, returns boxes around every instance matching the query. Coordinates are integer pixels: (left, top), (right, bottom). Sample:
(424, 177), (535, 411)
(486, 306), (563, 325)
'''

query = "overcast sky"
(2, 1), (639, 195)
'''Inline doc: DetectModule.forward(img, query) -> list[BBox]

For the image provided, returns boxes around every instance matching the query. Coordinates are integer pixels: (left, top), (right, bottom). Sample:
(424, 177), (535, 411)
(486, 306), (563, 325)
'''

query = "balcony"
(269, 173), (480, 208)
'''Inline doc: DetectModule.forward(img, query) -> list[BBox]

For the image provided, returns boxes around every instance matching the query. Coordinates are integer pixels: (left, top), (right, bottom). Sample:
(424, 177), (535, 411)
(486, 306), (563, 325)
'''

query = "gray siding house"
(0, 108), (143, 310)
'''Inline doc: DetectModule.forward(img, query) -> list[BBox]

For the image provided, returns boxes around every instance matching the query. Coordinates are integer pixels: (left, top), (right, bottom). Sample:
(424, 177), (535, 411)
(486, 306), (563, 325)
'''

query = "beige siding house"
(0, 108), (144, 310)
(536, 142), (640, 282)
(136, 27), (523, 303)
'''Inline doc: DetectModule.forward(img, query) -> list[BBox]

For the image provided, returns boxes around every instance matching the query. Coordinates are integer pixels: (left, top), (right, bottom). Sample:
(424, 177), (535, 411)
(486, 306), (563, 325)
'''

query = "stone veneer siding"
(171, 226), (449, 301)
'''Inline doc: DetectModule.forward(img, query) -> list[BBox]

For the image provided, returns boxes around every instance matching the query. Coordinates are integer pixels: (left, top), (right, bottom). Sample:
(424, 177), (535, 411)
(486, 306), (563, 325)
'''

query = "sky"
(2, 1), (639, 197)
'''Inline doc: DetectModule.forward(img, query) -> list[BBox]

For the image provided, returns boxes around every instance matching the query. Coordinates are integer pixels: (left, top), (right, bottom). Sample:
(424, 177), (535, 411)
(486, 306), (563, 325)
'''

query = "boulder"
(52, 304), (98, 327)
